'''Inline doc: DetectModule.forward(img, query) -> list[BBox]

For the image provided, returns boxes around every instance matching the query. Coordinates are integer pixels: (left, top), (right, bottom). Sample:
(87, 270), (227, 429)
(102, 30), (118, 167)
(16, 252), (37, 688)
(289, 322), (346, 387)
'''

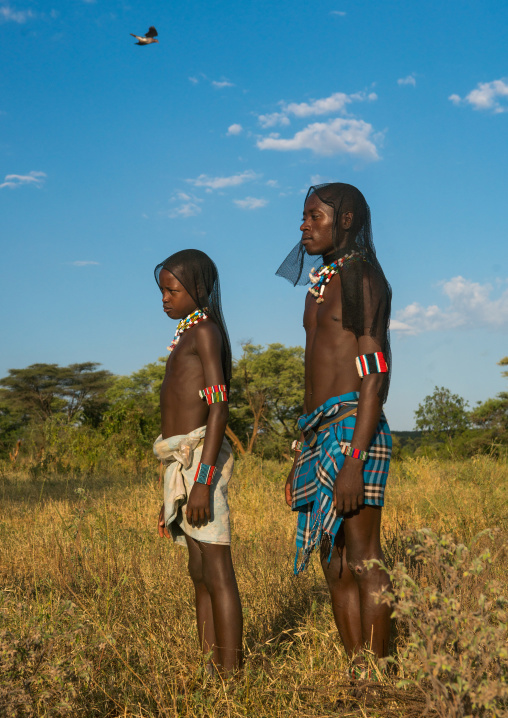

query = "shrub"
(373, 529), (508, 718)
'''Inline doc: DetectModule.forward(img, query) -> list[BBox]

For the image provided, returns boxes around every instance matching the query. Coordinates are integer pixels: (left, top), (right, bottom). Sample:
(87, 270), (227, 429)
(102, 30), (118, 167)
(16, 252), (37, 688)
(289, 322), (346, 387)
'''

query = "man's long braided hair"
(276, 183), (392, 403)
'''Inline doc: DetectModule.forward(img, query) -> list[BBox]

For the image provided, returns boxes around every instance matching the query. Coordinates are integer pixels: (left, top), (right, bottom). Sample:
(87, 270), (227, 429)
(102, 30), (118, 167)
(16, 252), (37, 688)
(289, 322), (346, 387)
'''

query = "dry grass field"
(1, 454), (507, 717)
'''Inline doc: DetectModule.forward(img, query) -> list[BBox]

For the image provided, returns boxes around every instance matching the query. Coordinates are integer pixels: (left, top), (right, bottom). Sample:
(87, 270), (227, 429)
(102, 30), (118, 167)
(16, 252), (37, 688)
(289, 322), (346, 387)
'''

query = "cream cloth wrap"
(153, 426), (233, 546)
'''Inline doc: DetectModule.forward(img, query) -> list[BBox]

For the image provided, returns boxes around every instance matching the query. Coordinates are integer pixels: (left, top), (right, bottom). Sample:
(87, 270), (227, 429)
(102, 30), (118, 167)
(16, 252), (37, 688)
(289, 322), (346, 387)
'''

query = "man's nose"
(300, 218), (309, 231)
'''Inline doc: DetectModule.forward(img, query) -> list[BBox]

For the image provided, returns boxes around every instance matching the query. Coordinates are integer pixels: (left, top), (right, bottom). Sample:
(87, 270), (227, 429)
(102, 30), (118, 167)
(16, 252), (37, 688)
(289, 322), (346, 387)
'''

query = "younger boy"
(153, 249), (242, 674)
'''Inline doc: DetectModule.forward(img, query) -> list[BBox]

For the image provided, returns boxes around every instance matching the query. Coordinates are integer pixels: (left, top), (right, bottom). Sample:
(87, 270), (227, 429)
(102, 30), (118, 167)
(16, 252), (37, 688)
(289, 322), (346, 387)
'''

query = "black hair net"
(154, 249), (232, 390)
(276, 183), (391, 403)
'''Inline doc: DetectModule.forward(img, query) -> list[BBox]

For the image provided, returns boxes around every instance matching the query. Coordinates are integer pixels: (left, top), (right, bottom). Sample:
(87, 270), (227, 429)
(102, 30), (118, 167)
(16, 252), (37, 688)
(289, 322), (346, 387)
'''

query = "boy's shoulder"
(192, 317), (223, 349)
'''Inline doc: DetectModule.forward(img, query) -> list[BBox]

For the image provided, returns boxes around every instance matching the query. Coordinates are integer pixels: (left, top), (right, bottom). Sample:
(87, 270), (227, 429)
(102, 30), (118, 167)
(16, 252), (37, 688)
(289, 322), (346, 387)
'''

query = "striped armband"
(341, 444), (369, 462)
(199, 384), (228, 404)
(355, 352), (388, 378)
(194, 462), (215, 485)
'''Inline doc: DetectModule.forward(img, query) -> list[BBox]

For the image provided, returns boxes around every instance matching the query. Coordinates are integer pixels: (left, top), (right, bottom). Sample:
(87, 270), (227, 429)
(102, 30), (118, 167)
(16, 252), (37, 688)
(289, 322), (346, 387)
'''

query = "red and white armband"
(355, 352), (388, 378)
(199, 384), (228, 404)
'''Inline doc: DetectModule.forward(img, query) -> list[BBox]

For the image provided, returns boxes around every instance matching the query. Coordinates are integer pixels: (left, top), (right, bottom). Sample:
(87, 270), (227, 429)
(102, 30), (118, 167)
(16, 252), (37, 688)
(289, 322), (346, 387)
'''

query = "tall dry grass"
(0, 455), (506, 717)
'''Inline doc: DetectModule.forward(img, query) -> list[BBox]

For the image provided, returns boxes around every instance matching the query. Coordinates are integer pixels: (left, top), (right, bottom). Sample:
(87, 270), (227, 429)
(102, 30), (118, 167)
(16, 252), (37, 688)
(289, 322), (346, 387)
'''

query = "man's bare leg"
(321, 527), (363, 656)
(321, 506), (391, 659)
(186, 536), (243, 673)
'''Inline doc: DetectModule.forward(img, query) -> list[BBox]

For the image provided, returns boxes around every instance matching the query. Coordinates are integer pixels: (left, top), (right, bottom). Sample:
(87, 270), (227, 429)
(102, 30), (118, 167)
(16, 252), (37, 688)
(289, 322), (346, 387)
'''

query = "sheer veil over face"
(154, 249), (232, 390)
(276, 183), (392, 403)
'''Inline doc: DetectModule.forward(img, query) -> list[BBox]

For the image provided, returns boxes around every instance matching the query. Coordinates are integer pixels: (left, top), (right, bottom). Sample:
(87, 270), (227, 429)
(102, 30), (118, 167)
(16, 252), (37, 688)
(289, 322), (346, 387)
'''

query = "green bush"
(373, 529), (508, 718)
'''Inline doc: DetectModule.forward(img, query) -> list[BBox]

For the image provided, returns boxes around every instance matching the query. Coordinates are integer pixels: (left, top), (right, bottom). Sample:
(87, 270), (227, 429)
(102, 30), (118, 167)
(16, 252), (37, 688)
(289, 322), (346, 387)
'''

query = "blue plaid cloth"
(293, 392), (392, 574)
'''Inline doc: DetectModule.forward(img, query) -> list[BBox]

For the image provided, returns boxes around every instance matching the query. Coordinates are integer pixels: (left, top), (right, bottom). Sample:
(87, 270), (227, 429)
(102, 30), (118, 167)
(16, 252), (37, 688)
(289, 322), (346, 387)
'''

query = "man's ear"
(341, 211), (354, 230)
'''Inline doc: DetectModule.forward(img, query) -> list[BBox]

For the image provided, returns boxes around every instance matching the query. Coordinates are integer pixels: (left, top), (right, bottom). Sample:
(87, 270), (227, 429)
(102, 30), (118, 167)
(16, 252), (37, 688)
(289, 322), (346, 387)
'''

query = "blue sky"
(1, 0), (507, 429)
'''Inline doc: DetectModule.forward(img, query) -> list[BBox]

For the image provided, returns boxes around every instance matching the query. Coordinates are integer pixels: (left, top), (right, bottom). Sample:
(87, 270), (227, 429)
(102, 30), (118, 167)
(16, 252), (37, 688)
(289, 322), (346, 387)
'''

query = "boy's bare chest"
(161, 336), (203, 393)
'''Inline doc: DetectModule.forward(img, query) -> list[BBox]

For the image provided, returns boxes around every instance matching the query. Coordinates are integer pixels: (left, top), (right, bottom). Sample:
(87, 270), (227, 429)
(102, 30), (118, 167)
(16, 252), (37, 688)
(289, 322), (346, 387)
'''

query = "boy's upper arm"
(194, 321), (225, 386)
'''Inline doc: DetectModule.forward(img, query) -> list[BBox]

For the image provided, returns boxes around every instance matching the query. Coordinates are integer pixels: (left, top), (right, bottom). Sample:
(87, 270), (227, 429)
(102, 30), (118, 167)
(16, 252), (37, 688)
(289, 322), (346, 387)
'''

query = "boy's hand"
(333, 459), (365, 515)
(186, 483), (211, 527)
(158, 503), (170, 538)
(285, 470), (294, 508)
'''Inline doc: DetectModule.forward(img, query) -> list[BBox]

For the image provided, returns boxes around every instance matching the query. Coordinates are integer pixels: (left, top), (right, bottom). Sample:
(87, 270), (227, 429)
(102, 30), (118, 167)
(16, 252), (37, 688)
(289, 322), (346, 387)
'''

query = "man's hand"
(186, 483), (211, 527)
(158, 503), (170, 538)
(285, 469), (294, 508)
(333, 458), (365, 515)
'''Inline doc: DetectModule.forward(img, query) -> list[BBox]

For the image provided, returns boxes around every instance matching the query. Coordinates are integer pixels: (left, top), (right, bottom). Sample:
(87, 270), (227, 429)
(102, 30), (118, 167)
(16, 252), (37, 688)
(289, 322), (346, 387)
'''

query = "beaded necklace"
(167, 309), (208, 353)
(308, 251), (362, 303)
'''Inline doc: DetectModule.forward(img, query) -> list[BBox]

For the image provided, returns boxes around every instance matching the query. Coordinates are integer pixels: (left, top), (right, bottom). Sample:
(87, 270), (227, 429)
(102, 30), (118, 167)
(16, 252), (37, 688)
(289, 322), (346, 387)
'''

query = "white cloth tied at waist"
(153, 426), (206, 527)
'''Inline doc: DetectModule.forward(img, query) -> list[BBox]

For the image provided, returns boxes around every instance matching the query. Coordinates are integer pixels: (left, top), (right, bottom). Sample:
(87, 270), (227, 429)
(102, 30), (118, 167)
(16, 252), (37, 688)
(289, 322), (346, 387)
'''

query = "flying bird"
(130, 26), (159, 45)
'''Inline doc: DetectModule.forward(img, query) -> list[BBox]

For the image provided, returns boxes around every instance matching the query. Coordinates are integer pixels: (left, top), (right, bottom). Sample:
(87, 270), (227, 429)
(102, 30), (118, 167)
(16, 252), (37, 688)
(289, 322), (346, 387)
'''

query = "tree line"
(0, 344), (304, 464)
(0, 348), (506, 465)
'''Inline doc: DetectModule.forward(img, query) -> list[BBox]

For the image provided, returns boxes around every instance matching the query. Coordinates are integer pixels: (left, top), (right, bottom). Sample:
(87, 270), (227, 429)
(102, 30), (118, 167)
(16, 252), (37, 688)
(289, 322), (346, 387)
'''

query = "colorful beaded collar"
(167, 309), (207, 353)
(308, 251), (362, 303)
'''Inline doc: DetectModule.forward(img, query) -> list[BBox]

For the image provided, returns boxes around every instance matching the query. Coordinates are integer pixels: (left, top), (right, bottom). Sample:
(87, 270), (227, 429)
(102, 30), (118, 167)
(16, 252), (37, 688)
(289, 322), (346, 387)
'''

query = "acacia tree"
(414, 386), (470, 440)
(0, 362), (112, 424)
(470, 357), (508, 435)
(104, 358), (166, 439)
(226, 343), (304, 456)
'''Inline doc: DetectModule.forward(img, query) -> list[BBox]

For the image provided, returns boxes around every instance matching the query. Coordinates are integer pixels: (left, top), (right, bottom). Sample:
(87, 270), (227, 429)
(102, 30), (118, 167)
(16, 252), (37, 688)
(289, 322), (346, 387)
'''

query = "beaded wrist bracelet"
(194, 462), (215, 485)
(341, 445), (369, 462)
(355, 352), (388, 378)
(291, 440), (303, 453)
(199, 384), (228, 404)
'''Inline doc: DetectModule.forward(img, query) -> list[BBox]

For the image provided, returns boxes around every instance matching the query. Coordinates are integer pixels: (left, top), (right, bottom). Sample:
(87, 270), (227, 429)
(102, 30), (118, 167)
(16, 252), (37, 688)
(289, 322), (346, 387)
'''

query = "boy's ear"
(341, 211), (354, 230)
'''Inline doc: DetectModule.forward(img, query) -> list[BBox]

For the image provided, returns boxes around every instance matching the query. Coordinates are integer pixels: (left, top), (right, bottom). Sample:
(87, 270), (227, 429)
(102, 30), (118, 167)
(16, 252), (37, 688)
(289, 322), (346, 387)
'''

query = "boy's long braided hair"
(154, 249), (232, 391)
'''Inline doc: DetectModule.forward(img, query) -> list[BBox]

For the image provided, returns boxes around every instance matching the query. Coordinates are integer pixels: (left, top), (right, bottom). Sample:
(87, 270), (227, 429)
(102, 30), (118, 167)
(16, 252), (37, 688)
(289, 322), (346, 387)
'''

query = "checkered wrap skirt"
(292, 392), (392, 574)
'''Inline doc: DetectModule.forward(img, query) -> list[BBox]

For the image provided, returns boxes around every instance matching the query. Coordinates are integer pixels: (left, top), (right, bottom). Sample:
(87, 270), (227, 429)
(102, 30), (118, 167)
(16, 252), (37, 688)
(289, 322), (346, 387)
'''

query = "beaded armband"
(194, 462), (215, 485)
(341, 444), (369, 462)
(199, 384), (228, 405)
(291, 440), (303, 453)
(355, 352), (388, 378)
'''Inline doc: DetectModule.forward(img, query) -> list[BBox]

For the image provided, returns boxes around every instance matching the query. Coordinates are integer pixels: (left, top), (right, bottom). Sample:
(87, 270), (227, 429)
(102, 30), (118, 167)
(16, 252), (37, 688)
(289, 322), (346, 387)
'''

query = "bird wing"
(145, 26), (158, 38)
(130, 34), (143, 40)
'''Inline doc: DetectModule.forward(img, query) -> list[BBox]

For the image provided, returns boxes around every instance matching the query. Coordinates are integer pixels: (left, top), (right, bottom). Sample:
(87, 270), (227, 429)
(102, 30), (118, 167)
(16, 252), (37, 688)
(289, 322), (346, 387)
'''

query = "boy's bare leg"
(186, 535), (220, 667)
(321, 506), (391, 659)
(186, 536), (243, 673)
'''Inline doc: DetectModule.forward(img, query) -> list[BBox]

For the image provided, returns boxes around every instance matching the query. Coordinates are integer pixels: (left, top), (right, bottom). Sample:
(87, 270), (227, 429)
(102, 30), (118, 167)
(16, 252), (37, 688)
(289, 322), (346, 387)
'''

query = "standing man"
(277, 183), (393, 666)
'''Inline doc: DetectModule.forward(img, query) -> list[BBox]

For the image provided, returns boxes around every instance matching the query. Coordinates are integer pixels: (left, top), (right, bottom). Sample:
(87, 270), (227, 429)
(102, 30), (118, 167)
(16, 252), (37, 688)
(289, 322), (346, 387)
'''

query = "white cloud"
(187, 169), (259, 190)
(398, 74), (416, 87)
(188, 76), (199, 84)
(449, 79), (508, 113)
(258, 90), (376, 127)
(227, 123), (243, 136)
(211, 79), (234, 89)
(330, 10), (346, 16)
(0, 171), (46, 189)
(234, 197), (268, 210)
(258, 112), (291, 128)
(70, 261), (100, 266)
(392, 276), (508, 335)
(168, 191), (202, 219)
(257, 118), (381, 160)
(0, 5), (34, 22)
(266, 179), (278, 187)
